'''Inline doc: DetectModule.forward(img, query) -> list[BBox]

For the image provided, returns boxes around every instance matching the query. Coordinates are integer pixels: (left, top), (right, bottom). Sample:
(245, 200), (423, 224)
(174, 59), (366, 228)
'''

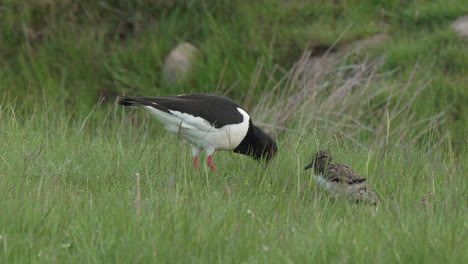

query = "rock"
(162, 42), (200, 84)
(300, 34), (390, 78)
(451, 15), (468, 37)
(304, 53), (339, 77)
(350, 33), (390, 50)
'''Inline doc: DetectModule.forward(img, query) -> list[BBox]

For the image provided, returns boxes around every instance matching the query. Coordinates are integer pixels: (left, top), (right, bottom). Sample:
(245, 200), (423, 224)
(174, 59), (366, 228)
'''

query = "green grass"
(0, 101), (466, 263)
(1, 0), (467, 262)
(1, 0), (467, 145)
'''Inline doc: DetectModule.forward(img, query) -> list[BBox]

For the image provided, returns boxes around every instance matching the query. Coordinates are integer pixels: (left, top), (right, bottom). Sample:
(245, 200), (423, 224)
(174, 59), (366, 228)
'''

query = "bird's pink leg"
(207, 155), (217, 171)
(193, 156), (199, 168)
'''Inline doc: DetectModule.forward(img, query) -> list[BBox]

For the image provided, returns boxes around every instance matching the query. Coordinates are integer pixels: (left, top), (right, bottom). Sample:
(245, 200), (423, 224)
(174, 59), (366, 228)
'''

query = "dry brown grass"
(249, 50), (446, 150)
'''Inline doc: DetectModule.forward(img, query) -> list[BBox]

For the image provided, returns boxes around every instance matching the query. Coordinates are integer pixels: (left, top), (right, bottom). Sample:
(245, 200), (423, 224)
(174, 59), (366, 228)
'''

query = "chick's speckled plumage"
(305, 151), (380, 205)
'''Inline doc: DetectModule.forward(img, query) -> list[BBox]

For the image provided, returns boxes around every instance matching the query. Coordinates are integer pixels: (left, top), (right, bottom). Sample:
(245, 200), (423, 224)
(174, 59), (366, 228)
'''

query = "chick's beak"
(304, 162), (313, 170)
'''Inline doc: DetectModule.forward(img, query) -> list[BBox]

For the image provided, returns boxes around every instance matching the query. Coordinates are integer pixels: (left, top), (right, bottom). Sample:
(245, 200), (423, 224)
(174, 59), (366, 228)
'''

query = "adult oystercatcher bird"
(304, 151), (380, 205)
(119, 93), (277, 170)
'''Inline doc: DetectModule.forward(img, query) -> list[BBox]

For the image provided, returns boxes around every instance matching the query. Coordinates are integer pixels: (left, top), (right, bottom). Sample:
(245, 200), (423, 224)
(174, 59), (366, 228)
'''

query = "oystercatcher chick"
(304, 151), (380, 205)
(119, 93), (277, 170)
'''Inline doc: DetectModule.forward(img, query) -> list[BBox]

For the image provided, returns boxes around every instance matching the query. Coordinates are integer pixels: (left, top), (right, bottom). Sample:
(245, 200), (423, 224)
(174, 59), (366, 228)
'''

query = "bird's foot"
(207, 155), (217, 171)
(193, 156), (199, 169)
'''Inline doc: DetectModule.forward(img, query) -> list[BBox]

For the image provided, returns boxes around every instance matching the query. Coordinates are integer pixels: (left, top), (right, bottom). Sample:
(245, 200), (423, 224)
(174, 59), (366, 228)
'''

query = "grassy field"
(1, 0), (467, 263)
(0, 101), (466, 263)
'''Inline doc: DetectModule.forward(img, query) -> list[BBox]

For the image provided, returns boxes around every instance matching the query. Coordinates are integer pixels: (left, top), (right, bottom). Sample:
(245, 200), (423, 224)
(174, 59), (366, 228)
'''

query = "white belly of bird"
(314, 174), (365, 196)
(142, 106), (250, 151)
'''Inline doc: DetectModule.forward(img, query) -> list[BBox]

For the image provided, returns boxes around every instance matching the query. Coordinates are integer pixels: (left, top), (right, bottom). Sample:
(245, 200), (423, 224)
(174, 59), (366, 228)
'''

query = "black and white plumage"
(119, 93), (277, 170)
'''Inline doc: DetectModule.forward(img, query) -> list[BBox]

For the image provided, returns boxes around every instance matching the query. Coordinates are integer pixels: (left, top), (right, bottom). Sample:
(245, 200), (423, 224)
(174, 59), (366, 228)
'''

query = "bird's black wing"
(119, 94), (247, 128)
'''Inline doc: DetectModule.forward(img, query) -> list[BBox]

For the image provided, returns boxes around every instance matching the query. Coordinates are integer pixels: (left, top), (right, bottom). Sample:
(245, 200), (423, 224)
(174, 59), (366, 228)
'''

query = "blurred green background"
(1, 0), (466, 147)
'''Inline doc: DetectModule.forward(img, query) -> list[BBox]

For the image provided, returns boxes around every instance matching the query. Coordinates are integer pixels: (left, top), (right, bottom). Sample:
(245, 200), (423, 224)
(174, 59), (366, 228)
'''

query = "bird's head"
(237, 125), (278, 163)
(253, 127), (278, 162)
(304, 150), (332, 174)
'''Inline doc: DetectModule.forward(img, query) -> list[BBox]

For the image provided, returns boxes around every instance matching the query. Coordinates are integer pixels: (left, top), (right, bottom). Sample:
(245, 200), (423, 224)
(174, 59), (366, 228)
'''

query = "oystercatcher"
(119, 93), (277, 170)
(304, 151), (380, 204)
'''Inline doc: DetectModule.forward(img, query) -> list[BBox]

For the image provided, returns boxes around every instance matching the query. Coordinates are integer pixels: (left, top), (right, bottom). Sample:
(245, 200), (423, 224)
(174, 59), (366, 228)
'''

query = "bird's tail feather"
(119, 96), (152, 107)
